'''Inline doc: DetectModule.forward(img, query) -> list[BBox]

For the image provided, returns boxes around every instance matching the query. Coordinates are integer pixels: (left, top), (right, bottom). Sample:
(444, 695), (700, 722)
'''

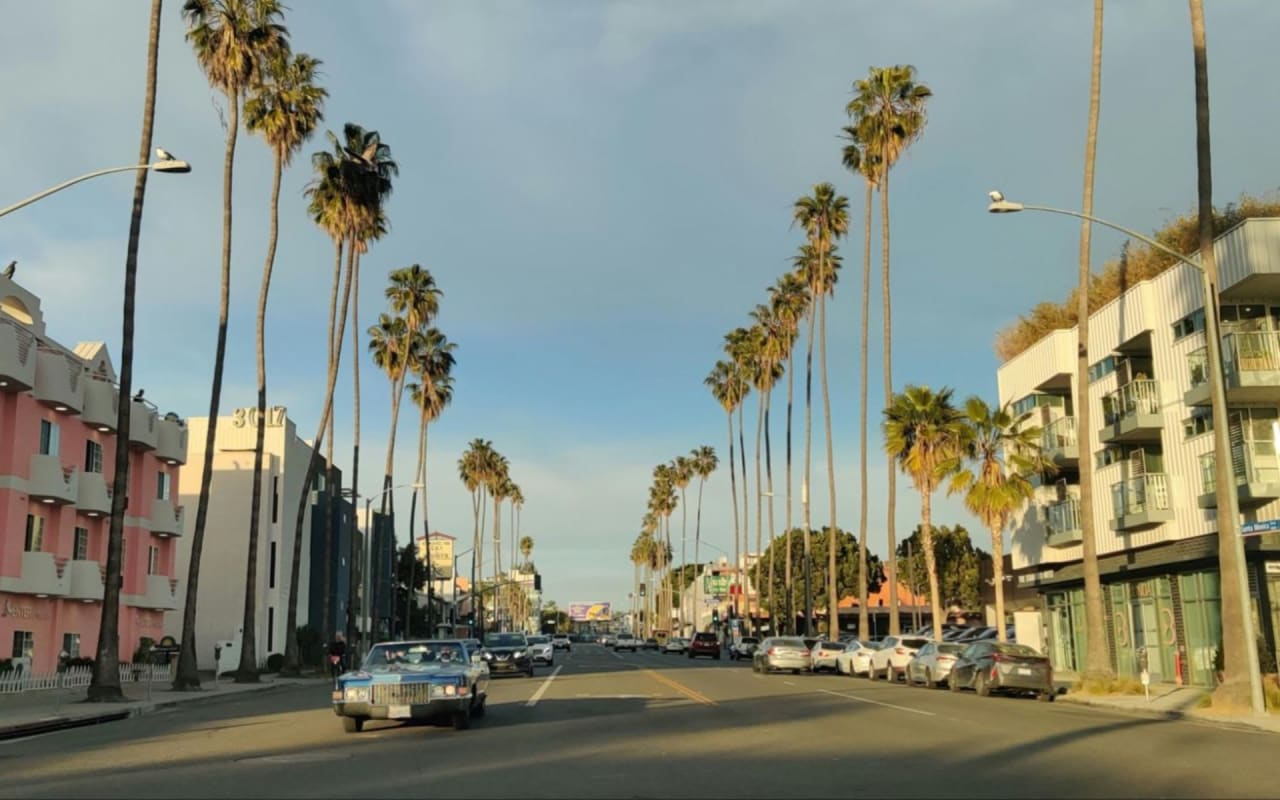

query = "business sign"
(426, 535), (454, 579)
(568, 602), (612, 622)
(1241, 519), (1280, 537)
(704, 575), (731, 596)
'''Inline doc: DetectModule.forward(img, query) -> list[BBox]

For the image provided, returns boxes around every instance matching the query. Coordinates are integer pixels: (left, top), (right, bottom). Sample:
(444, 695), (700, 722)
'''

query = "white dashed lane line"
(525, 665), (563, 707)
(818, 687), (936, 716)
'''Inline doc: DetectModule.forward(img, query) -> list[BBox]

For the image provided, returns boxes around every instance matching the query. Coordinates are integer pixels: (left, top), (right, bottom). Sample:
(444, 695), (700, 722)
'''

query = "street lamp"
(988, 191), (1266, 716)
(359, 482), (423, 650)
(0, 150), (192, 218)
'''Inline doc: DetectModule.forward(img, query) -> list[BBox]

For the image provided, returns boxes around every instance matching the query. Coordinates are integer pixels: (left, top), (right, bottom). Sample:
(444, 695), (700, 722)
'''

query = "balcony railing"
(1045, 498), (1083, 547)
(1102, 379), (1161, 425)
(1223, 330), (1280, 375)
(1042, 416), (1078, 460)
(1111, 473), (1173, 530)
(0, 316), (37, 391)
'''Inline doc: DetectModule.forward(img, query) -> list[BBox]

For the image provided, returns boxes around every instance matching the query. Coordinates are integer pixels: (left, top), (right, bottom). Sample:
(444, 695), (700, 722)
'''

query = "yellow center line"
(642, 669), (717, 706)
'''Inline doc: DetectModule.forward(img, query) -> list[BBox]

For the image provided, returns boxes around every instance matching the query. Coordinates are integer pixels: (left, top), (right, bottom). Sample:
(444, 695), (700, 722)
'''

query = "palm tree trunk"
(283, 235), (356, 675)
(921, 489), (943, 642)
(738, 404), (749, 627)
(1077, 0), (1112, 684)
(880, 150), (899, 637)
(382, 381), (402, 514)
(234, 148), (284, 683)
(351, 252), (364, 633)
(492, 495), (502, 628)
(754, 383), (764, 633)
(94, 0), (161, 702)
(764, 389), (776, 634)
(406, 486), (417, 638)
(680, 488), (688, 635)
(802, 302), (816, 637)
(991, 517), (1007, 643)
(785, 352), (794, 634)
(420, 413), (434, 635)
(857, 180), (873, 642)
(694, 475), (705, 633)
(820, 285), (839, 641)
(324, 231), (340, 645)
(725, 411), (739, 622)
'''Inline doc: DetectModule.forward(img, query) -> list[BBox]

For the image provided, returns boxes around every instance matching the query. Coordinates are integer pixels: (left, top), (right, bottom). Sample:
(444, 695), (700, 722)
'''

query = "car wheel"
(867, 664), (877, 680)
(714, 653), (721, 661)
(924, 670), (937, 690)
(472, 694), (487, 717)
(976, 672), (991, 697)
(452, 707), (472, 730)
(342, 716), (365, 734)
(1038, 690), (1055, 703)
(687, 652), (694, 659)
(791, 669), (800, 675)
(949, 672), (962, 692)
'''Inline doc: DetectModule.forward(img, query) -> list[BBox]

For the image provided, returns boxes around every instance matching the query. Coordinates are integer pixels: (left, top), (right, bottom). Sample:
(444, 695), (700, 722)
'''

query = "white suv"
(869, 636), (931, 682)
(614, 634), (641, 652)
(552, 634), (572, 651)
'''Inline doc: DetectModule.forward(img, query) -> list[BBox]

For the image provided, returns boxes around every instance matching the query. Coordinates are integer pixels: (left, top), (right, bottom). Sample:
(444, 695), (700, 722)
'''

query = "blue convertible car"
(332, 639), (490, 732)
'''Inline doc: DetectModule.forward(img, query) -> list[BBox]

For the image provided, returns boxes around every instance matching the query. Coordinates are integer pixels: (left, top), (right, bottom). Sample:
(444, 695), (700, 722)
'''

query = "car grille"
(371, 683), (433, 705)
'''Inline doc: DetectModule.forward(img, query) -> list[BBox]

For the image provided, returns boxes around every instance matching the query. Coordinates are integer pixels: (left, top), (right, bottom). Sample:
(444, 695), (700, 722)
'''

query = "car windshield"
(772, 637), (805, 648)
(484, 633), (528, 648)
(937, 643), (966, 655)
(901, 637), (930, 649)
(363, 641), (465, 670)
(818, 641), (846, 650)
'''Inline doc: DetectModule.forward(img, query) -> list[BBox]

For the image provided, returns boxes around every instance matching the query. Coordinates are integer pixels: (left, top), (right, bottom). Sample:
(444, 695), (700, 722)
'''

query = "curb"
(1059, 694), (1278, 735)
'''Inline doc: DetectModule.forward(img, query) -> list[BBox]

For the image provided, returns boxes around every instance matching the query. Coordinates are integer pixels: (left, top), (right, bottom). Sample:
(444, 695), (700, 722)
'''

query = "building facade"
(998, 218), (1280, 687)
(308, 466), (353, 644)
(1, 274), (186, 672)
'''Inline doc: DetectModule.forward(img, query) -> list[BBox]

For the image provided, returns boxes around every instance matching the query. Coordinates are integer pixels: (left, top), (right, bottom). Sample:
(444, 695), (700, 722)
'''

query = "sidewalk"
(0, 671), (324, 740)
(1056, 679), (1280, 734)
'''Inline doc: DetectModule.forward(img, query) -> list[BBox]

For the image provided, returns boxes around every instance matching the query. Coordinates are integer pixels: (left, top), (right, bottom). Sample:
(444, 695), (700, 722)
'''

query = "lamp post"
(988, 191), (1266, 716)
(0, 150), (192, 219)
(360, 482), (422, 651)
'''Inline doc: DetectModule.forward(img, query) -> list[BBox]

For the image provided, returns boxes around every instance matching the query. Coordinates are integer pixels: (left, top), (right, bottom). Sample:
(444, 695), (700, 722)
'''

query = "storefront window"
(11, 631), (34, 660)
(1046, 590), (1087, 673)
(1179, 569), (1222, 687)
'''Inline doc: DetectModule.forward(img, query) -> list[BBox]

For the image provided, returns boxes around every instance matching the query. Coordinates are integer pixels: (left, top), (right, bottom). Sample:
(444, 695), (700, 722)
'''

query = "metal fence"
(0, 663), (173, 695)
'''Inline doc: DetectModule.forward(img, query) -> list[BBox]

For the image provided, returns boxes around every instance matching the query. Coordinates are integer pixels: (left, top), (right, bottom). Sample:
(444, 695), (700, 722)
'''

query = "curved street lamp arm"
(0, 165), (152, 219)
(1019, 203), (1204, 273)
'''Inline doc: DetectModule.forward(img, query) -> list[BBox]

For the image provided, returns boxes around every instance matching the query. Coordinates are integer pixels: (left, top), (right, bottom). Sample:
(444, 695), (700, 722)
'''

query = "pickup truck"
(613, 634), (641, 652)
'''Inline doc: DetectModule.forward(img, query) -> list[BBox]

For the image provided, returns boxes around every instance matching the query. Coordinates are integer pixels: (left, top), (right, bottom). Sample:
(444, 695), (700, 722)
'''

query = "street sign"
(703, 575), (730, 596)
(1241, 519), (1280, 536)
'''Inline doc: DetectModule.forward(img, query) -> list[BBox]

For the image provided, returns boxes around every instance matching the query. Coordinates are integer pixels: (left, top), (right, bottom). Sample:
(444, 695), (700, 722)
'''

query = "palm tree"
(459, 439), (493, 633)
(671, 456), (694, 634)
(768, 271), (809, 633)
(726, 325), (763, 627)
(748, 306), (787, 629)
(520, 536), (534, 569)
(949, 398), (1053, 643)
(485, 453), (511, 627)
(793, 183), (849, 639)
(369, 311), (412, 507)
(688, 445), (718, 630)
(705, 360), (747, 618)
(90, 0), (163, 703)
(883, 385), (967, 641)
(848, 65), (931, 636)
(630, 533), (650, 634)
(382, 265), (441, 506)
(841, 118), (882, 642)
(181, 0), (288, 684)
(649, 465), (678, 631)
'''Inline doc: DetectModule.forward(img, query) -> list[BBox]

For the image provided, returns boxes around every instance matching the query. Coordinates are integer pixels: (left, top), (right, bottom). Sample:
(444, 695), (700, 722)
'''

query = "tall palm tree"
(508, 484), (523, 577)
(794, 183), (849, 640)
(841, 118), (881, 642)
(671, 456), (694, 634)
(883, 385), (967, 641)
(749, 306), (787, 629)
(369, 311), (412, 510)
(949, 398), (1054, 643)
(459, 439), (493, 633)
(91, 0), (163, 702)
(630, 532), (652, 634)
(705, 360), (747, 618)
(689, 445), (718, 630)
(181, 0), (288, 685)
(520, 536), (534, 569)
(382, 265), (441, 506)
(649, 465), (678, 631)
(487, 454), (511, 626)
(848, 65), (931, 636)
(726, 325), (763, 626)
(768, 272), (809, 633)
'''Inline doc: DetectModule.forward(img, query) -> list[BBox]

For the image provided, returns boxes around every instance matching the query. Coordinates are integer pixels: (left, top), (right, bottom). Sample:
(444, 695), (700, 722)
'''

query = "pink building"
(0, 273), (187, 672)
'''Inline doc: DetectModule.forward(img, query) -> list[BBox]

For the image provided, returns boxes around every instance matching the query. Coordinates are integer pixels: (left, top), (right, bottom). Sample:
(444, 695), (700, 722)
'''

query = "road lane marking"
(525, 665), (563, 707)
(643, 669), (716, 706)
(784, 681), (796, 686)
(818, 688), (935, 716)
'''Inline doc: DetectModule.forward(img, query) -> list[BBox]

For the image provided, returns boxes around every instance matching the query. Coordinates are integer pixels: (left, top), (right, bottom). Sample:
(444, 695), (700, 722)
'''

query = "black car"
(481, 632), (535, 677)
(950, 641), (1055, 701)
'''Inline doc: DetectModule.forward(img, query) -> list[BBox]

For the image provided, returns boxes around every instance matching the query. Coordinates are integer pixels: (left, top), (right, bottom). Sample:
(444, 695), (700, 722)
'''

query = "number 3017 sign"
(232, 406), (287, 428)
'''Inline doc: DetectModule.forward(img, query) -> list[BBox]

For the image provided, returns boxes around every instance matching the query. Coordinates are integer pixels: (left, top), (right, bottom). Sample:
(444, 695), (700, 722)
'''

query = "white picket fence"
(0, 663), (173, 695)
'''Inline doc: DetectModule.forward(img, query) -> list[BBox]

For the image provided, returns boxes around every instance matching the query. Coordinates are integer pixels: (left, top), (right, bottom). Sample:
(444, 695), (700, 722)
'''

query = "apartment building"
(998, 218), (1280, 687)
(1, 273), (186, 672)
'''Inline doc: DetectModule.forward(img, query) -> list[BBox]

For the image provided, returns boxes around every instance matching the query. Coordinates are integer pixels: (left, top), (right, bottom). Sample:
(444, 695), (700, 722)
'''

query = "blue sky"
(3, 1), (1280, 614)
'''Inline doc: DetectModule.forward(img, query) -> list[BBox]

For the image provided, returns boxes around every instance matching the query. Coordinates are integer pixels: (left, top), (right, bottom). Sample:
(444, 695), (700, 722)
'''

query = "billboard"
(420, 534), (454, 580)
(568, 602), (612, 622)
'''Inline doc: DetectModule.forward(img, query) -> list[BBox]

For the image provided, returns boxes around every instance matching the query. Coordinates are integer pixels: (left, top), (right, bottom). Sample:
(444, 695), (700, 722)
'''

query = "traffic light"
(711, 608), (720, 625)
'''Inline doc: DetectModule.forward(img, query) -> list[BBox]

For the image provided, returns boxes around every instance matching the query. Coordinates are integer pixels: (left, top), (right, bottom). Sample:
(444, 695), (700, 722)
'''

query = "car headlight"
(481, 651), (493, 659)
(513, 650), (526, 658)
(344, 686), (370, 702)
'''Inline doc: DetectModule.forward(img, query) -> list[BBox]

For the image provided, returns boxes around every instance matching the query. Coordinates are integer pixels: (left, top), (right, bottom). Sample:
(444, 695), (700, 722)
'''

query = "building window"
(148, 546), (159, 576)
(1183, 414), (1214, 439)
(61, 633), (80, 660)
(157, 472), (171, 501)
(269, 541), (277, 589)
(1012, 393), (1065, 418)
(267, 607), (275, 652)
(1172, 309), (1206, 341)
(1088, 355), (1117, 383)
(24, 515), (45, 552)
(74, 527), (90, 561)
(272, 476), (279, 524)
(11, 631), (34, 660)
(39, 419), (60, 456)
(85, 440), (103, 474)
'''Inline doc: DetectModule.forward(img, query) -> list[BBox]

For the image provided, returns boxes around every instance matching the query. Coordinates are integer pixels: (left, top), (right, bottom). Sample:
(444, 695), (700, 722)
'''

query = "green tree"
(883, 385), (967, 641)
(848, 64), (932, 636)
(757, 527), (881, 632)
(705, 361), (748, 617)
(391, 542), (428, 639)
(896, 524), (988, 612)
(768, 272), (809, 633)
(380, 265), (441, 507)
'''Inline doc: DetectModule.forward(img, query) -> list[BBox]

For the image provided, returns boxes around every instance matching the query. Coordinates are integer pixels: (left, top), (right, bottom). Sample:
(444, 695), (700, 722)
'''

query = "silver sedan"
(752, 637), (812, 674)
(905, 641), (966, 688)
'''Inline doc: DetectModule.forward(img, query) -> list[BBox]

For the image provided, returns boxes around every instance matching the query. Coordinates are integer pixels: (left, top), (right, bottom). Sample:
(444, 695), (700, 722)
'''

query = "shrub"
(1076, 675), (1145, 696)
(265, 653), (284, 673)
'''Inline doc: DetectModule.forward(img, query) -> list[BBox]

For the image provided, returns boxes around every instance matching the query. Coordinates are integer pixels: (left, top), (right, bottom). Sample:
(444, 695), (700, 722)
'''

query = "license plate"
(389, 705), (411, 719)
(1017, 667), (1033, 676)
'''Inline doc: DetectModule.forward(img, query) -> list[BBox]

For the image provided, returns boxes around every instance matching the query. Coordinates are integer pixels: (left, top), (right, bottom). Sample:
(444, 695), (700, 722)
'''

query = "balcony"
(1198, 441), (1280, 509)
(150, 499), (184, 537)
(81, 377), (119, 433)
(75, 471), (112, 517)
(1041, 416), (1078, 466)
(129, 400), (158, 450)
(1185, 331), (1280, 407)
(1111, 473), (1175, 531)
(0, 317), (37, 392)
(1045, 497), (1083, 548)
(27, 453), (78, 505)
(1100, 379), (1163, 444)
(155, 415), (188, 465)
(32, 345), (84, 414)
(65, 560), (105, 602)
(0, 552), (69, 596)
(122, 574), (179, 610)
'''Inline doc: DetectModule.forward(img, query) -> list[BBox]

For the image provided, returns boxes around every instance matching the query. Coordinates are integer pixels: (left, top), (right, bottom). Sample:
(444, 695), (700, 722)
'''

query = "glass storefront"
(1109, 578), (1176, 682)
(1179, 569), (1222, 687)
(1046, 589), (1087, 673)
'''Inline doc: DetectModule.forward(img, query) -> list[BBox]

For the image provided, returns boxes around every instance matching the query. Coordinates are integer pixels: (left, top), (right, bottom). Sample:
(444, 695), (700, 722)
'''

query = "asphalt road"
(0, 644), (1274, 799)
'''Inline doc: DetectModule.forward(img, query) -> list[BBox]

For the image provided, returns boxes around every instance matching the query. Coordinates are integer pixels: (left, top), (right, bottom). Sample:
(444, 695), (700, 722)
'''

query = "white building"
(997, 218), (1280, 688)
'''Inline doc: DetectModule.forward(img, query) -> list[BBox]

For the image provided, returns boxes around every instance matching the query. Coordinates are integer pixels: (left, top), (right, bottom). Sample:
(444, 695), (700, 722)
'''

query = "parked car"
(834, 640), (877, 676)
(614, 634), (641, 652)
(752, 637), (811, 674)
(552, 634), (572, 651)
(480, 632), (535, 677)
(729, 636), (760, 661)
(663, 637), (688, 654)
(905, 641), (966, 688)
(687, 632), (721, 660)
(809, 640), (847, 673)
(868, 636), (931, 681)
(527, 635), (555, 665)
(949, 641), (1055, 701)
(332, 639), (489, 732)
(601, 635), (617, 647)
(644, 637), (661, 651)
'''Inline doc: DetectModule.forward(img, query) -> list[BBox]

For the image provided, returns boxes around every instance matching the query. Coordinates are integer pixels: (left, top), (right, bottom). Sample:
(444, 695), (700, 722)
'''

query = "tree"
(896, 524), (988, 613)
(757, 527), (881, 630)
(459, 440), (497, 634)
(949, 398), (1054, 642)
(689, 445), (718, 627)
(180, 0), (288, 686)
(671, 456), (693, 634)
(848, 64), (932, 635)
(841, 116), (883, 645)
(768, 272), (809, 633)
(883, 385), (967, 641)
(90, 0), (164, 703)
(631, 532), (654, 635)
(726, 324), (765, 628)
(391, 543), (428, 639)
(380, 265), (441, 508)
(520, 536), (534, 568)
(648, 464), (678, 631)
(705, 360), (748, 618)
